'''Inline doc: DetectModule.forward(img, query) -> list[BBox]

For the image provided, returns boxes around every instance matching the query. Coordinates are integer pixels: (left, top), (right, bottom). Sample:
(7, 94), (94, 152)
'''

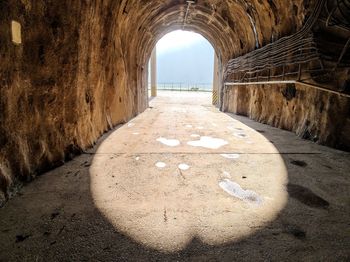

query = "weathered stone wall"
(0, 1), (145, 201)
(223, 83), (350, 151)
(0, 0), (314, 201)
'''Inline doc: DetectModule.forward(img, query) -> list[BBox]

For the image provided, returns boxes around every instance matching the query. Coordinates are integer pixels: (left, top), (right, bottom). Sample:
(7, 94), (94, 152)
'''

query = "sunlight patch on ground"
(90, 91), (288, 252)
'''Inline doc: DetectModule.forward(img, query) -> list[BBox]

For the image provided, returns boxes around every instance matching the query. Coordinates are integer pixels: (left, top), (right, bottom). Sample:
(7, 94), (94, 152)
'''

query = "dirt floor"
(0, 91), (349, 261)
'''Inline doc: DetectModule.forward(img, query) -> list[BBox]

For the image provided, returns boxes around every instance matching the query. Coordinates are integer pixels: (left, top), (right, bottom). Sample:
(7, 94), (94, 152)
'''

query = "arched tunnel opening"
(0, 0), (350, 260)
(147, 30), (216, 102)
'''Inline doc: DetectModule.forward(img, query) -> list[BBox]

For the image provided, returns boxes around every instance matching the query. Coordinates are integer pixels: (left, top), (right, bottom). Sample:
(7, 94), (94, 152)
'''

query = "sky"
(154, 30), (214, 85)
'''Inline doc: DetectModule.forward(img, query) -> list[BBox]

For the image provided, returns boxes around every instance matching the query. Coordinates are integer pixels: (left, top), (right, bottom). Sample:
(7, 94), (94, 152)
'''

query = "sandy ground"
(0, 91), (349, 261)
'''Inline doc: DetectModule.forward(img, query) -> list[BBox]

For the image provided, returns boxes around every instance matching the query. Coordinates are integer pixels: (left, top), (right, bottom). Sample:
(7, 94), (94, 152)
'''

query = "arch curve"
(106, 0), (314, 112)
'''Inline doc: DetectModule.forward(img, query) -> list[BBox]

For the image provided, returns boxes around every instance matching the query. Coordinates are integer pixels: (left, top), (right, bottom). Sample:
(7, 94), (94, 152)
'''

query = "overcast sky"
(155, 30), (214, 84)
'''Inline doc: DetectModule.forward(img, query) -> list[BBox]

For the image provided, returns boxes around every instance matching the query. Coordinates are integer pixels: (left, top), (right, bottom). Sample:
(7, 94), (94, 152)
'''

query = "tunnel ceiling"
(118, 0), (315, 65)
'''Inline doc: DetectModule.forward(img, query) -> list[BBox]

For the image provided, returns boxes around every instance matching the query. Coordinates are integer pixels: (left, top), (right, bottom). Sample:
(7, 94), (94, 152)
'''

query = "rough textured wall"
(223, 83), (350, 151)
(0, 0), (313, 202)
(0, 0), (143, 202)
(0, 1), (83, 198)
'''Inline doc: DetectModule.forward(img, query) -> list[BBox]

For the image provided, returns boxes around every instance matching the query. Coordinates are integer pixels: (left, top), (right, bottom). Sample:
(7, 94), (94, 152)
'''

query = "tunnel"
(0, 0), (350, 260)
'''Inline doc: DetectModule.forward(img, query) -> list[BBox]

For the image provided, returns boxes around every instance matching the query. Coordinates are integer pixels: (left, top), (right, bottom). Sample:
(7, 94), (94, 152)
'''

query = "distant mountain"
(156, 40), (214, 84)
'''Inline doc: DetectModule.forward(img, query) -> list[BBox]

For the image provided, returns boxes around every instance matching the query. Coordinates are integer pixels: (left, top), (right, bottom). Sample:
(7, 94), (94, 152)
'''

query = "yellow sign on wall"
(11, 20), (22, 44)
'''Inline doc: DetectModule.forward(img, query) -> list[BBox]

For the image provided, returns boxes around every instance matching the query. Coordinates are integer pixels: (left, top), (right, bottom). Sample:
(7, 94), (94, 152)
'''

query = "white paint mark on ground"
(155, 162), (166, 168)
(220, 153), (240, 159)
(178, 163), (190, 170)
(156, 137), (180, 147)
(135, 156), (140, 161)
(187, 136), (228, 149)
(132, 132), (140, 135)
(219, 179), (262, 205)
(127, 123), (135, 127)
(190, 134), (200, 138)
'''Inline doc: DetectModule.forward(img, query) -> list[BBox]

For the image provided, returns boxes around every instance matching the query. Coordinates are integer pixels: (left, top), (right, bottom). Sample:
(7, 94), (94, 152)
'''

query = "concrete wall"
(223, 83), (350, 151)
(0, 1), (146, 202)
